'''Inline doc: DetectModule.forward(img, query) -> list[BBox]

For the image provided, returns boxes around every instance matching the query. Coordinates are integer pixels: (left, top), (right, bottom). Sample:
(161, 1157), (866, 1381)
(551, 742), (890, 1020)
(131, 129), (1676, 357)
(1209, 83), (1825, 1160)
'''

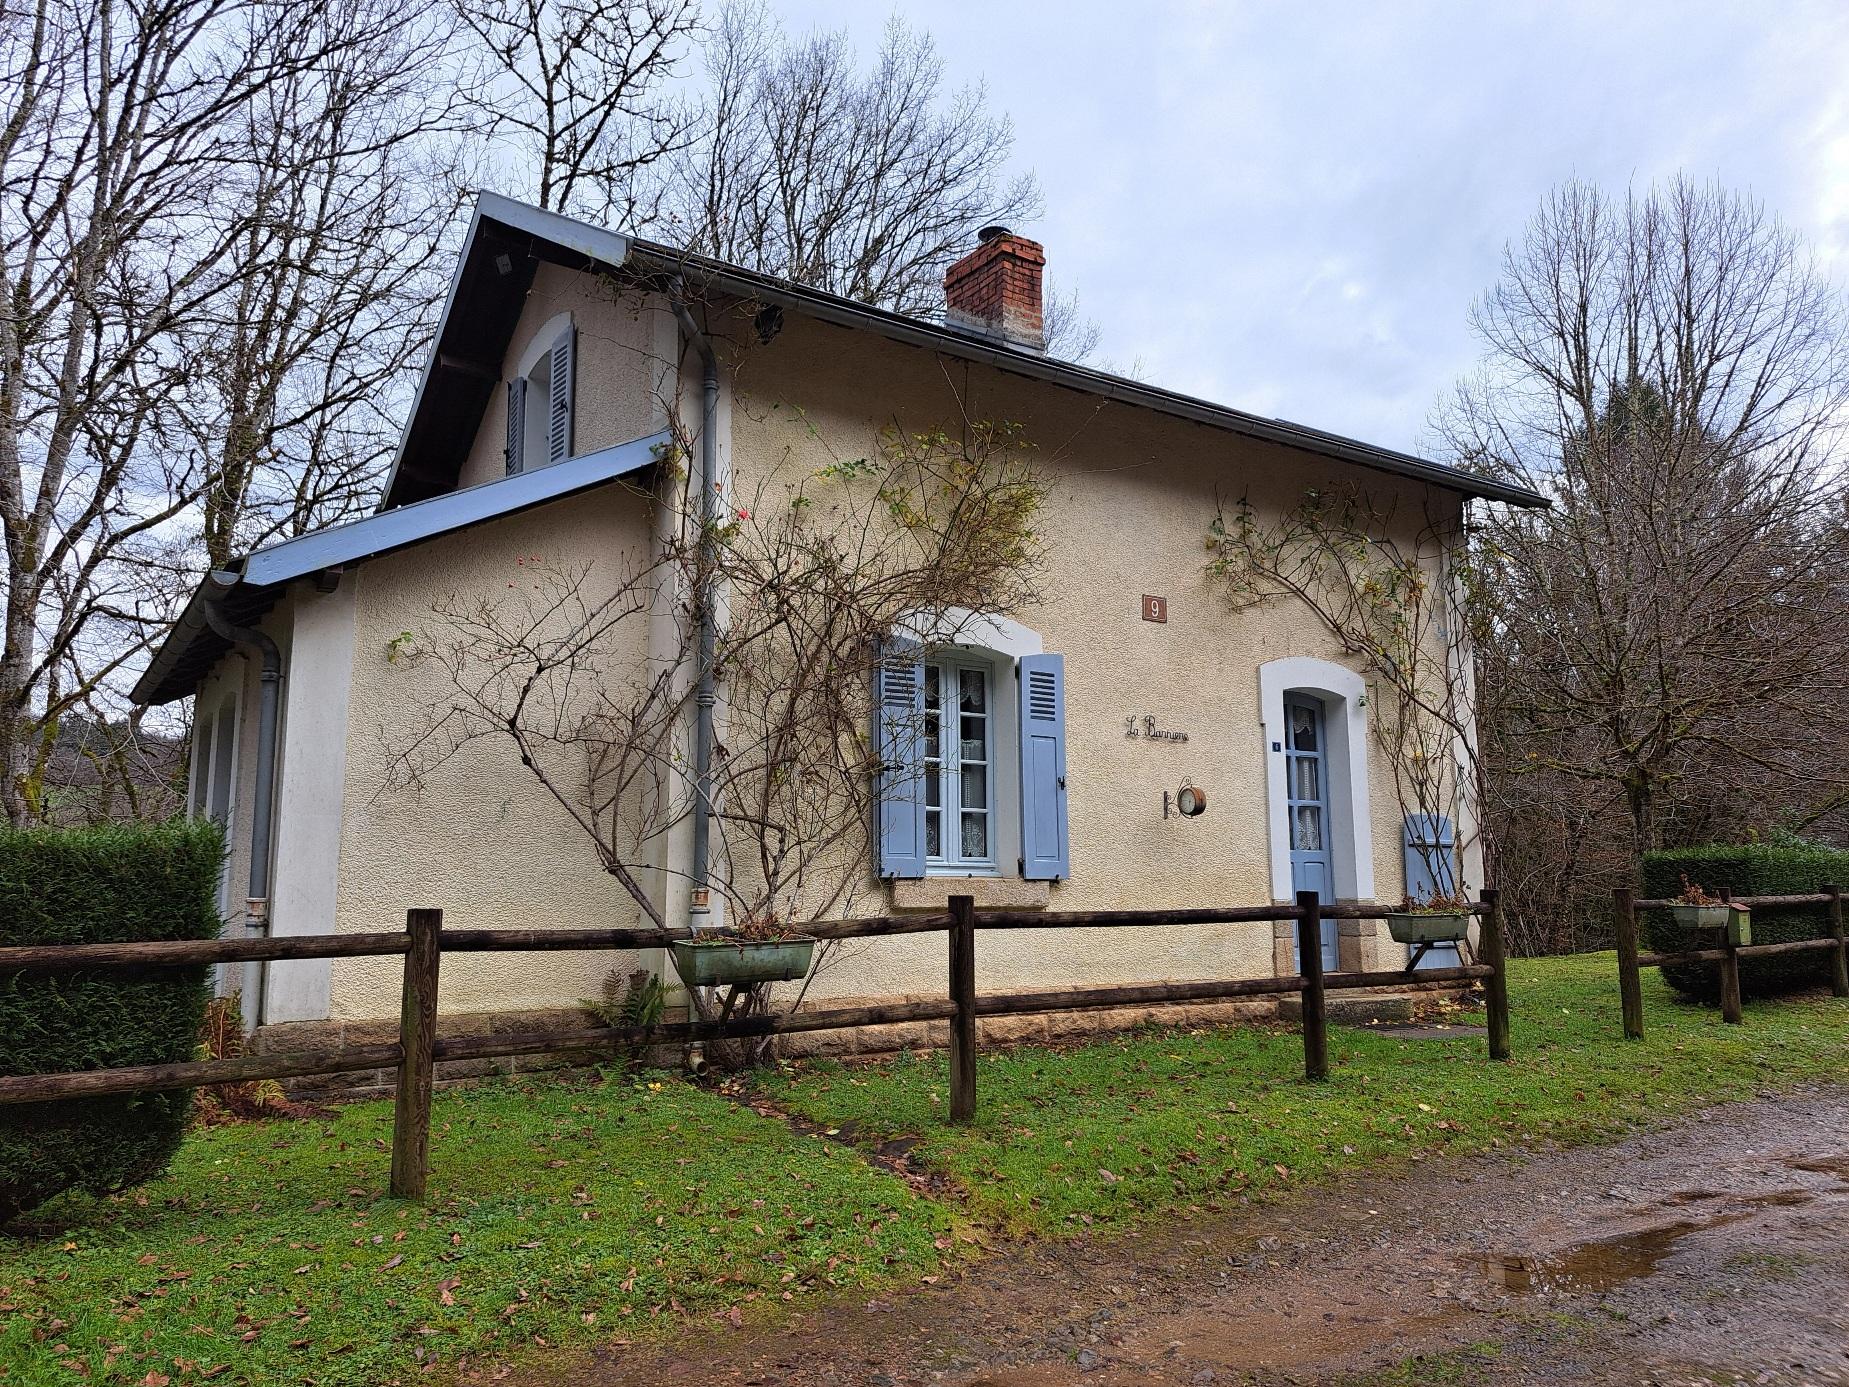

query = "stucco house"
(133, 193), (1544, 1055)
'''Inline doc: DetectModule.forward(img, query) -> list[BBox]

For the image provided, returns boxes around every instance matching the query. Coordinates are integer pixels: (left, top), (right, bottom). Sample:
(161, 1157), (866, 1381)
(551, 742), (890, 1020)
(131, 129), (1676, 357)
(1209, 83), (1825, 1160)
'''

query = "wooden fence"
(1612, 885), (1848, 1038)
(0, 889), (1510, 1200)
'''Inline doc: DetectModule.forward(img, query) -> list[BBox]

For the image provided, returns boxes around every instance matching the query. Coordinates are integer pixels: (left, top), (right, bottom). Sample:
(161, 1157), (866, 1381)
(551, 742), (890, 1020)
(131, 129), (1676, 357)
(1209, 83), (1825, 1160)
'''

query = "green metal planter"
(670, 936), (817, 988)
(1384, 911), (1472, 946)
(1669, 903), (1751, 945)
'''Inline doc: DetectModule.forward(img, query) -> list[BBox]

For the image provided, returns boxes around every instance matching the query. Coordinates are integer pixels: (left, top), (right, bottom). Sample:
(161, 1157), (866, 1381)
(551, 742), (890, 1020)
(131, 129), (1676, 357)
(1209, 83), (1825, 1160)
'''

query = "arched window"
(504, 314), (576, 475)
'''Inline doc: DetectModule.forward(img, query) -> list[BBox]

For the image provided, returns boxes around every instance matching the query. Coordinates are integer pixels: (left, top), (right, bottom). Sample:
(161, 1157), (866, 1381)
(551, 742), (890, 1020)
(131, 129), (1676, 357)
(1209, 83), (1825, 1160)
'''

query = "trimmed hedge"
(1642, 842), (1848, 1001)
(0, 818), (225, 1225)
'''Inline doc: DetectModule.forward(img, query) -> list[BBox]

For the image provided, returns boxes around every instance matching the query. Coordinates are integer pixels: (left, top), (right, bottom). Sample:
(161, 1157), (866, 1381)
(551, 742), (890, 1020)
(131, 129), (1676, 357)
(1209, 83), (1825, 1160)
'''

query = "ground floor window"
(924, 660), (995, 871)
(876, 637), (1066, 883)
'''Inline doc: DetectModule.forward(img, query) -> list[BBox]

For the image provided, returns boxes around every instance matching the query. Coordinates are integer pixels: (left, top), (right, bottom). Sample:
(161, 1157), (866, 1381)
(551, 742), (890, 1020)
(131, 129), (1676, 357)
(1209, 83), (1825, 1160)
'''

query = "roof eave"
(625, 242), (1548, 510)
(134, 430), (673, 706)
(378, 193), (634, 511)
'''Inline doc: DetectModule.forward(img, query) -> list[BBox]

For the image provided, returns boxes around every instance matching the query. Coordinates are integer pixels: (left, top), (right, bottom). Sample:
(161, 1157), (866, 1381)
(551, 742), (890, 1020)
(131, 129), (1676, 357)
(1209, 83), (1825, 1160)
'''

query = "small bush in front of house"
(0, 818), (224, 1225)
(1642, 841), (1849, 1002)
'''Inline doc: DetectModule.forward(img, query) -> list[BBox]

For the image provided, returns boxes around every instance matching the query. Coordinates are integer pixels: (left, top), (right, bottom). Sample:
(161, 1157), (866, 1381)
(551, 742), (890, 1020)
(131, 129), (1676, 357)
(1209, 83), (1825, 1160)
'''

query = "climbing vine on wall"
(1205, 486), (1486, 902)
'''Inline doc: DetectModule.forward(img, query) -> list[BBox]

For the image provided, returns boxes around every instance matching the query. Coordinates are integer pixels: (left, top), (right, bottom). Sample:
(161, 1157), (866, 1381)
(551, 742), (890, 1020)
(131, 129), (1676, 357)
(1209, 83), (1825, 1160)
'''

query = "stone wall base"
(253, 1007), (680, 1101)
(258, 983), (1463, 1101)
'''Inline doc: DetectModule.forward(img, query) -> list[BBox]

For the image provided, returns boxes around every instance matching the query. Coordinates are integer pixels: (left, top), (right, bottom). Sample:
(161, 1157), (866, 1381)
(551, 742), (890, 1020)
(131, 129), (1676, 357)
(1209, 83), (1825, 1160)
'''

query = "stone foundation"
(260, 977), (1461, 1100)
(254, 1007), (681, 1100)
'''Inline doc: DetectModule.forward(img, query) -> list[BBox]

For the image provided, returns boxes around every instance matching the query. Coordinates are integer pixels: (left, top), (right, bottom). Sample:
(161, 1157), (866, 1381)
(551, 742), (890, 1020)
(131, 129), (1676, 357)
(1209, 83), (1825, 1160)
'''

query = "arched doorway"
(1259, 658), (1376, 972)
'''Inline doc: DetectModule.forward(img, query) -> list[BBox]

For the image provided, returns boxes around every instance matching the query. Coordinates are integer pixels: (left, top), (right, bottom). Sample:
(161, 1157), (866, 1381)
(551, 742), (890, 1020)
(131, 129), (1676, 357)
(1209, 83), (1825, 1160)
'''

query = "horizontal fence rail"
(2, 890), (1510, 1200)
(1613, 885), (1848, 1038)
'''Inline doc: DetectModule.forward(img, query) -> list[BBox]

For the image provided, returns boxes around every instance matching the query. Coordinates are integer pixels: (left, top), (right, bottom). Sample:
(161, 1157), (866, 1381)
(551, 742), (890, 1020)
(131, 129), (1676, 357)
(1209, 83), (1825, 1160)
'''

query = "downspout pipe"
(200, 570), (282, 1030)
(668, 280), (719, 929)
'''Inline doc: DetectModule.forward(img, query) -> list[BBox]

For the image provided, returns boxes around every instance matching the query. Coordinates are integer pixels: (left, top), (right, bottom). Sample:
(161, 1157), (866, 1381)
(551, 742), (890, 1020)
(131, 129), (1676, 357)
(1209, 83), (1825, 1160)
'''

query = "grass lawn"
(0, 1074), (949, 1385)
(4, 954), (1848, 1385)
(762, 953), (1849, 1235)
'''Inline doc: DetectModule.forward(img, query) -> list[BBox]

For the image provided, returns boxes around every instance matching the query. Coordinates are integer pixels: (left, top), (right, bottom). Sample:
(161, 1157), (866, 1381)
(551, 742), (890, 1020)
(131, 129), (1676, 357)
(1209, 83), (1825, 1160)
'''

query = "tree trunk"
(1624, 775), (1657, 860)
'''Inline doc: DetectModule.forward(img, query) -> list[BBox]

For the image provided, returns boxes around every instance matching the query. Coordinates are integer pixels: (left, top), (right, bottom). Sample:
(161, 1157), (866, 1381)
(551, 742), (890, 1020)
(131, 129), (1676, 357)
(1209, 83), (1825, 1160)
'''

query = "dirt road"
(520, 1086), (1849, 1386)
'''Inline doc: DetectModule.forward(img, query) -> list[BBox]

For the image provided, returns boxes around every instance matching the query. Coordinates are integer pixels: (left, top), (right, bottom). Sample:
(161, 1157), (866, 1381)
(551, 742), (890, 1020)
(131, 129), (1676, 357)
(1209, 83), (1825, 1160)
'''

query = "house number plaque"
(1141, 594), (1167, 623)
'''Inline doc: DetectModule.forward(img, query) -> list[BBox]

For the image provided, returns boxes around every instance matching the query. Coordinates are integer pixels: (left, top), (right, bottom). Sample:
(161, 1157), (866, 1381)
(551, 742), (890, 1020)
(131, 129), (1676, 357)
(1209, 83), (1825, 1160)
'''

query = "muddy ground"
(520, 1086), (1849, 1386)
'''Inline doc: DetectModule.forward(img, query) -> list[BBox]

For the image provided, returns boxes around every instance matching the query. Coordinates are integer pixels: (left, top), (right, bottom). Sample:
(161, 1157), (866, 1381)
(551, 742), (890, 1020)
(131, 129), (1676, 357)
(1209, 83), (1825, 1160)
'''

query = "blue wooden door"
(1285, 695), (1339, 972)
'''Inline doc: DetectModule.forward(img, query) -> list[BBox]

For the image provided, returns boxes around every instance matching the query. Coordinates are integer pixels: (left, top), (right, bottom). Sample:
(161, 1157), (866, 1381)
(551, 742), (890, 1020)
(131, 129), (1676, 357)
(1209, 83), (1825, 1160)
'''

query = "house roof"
(132, 431), (671, 705)
(383, 192), (1550, 512)
(138, 193), (1546, 708)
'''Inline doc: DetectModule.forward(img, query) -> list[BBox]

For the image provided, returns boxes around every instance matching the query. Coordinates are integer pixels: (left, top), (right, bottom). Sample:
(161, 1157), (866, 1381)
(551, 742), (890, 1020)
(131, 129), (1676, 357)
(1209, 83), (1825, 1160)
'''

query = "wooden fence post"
(1296, 891), (1327, 1081)
(948, 894), (977, 1122)
(390, 908), (442, 1200)
(1826, 884), (1848, 1000)
(1613, 887), (1644, 1041)
(1718, 936), (1744, 1026)
(1478, 888), (1510, 1061)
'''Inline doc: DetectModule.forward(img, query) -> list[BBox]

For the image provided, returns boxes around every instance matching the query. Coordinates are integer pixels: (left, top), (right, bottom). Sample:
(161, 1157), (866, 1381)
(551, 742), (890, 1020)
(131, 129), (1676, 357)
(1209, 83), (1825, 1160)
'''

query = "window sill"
(888, 877), (1051, 913)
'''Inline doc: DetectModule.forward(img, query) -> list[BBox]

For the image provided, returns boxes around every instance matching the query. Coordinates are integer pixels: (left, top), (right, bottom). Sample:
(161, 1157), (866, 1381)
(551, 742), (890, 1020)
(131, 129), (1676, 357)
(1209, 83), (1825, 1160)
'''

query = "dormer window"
(504, 317), (576, 476)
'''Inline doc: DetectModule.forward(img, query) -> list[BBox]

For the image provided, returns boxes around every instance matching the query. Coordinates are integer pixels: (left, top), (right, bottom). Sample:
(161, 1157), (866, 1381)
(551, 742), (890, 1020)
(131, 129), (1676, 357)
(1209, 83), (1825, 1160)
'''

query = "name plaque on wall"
(1123, 714), (1188, 744)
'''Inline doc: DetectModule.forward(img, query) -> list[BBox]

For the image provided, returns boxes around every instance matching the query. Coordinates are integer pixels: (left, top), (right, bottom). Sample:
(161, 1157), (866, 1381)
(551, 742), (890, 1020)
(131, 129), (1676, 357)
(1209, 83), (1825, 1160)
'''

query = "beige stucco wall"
(721, 311), (1460, 1003)
(327, 483), (664, 1019)
(457, 264), (675, 489)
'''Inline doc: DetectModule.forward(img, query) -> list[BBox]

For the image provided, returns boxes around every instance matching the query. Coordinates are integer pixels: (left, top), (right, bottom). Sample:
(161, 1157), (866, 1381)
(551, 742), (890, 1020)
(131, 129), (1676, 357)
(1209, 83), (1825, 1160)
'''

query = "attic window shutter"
(504, 376), (527, 476)
(1402, 814), (1457, 902)
(874, 639), (927, 879)
(1017, 653), (1069, 881)
(547, 322), (575, 465)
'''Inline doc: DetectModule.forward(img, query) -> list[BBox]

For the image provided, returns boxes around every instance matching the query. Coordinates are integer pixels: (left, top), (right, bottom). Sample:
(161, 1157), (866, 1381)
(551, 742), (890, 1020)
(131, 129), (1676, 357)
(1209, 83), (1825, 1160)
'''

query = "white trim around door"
(1259, 657), (1374, 904)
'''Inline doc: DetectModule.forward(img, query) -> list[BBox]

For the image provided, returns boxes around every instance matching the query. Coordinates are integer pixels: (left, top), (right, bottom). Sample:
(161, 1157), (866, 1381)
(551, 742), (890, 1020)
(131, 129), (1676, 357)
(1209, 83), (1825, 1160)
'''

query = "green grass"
(0, 1073), (948, 1385)
(3, 955), (1847, 1386)
(759, 954), (1849, 1235)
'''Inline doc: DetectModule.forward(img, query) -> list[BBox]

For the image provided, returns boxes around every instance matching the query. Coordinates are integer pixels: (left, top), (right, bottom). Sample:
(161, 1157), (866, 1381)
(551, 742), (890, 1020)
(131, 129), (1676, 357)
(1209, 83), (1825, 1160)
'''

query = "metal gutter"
(667, 285), (720, 926)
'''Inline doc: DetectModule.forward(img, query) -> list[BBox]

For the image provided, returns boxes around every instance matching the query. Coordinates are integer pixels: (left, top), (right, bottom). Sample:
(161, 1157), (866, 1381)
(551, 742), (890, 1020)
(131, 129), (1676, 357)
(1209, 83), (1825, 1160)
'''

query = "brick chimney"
(944, 225), (1045, 352)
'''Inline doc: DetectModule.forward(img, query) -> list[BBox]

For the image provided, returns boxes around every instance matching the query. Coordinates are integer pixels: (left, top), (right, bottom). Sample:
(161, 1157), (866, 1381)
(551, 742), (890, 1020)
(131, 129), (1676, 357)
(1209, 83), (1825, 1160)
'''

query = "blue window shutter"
(874, 640), (927, 879)
(1402, 814), (1457, 902)
(547, 323), (575, 464)
(504, 376), (527, 476)
(1018, 653), (1069, 881)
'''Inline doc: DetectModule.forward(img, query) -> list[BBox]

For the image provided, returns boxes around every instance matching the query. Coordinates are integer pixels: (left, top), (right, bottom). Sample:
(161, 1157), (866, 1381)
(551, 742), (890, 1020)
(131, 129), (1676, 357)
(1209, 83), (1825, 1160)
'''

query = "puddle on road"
(1481, 1221), (1700, 1294)
(1481, 1183), (1839, 1297)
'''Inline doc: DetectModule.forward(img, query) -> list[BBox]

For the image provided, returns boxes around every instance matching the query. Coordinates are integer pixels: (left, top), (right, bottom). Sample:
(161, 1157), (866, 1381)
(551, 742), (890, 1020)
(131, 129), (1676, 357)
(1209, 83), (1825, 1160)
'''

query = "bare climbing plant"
(384, 414), (1047, 1058)
(1204, 487), (1485, 905)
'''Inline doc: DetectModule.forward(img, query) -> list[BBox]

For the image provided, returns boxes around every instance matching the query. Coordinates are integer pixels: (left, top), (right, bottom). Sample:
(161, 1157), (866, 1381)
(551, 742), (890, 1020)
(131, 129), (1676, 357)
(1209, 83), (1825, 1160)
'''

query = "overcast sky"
(777, 0), (1849, 457)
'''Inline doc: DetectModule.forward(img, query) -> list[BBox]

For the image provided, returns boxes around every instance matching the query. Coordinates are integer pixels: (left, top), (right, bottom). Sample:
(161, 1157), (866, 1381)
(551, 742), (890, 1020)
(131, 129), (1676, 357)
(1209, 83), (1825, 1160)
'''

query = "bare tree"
(0, 0), (403, 822)
(650, 1), (1044, 319)
(1041, 279), (1101, 364)
(1440, 177), (1849, 933)
(194, 0), (462, 567)
(448, 0), (700, 221)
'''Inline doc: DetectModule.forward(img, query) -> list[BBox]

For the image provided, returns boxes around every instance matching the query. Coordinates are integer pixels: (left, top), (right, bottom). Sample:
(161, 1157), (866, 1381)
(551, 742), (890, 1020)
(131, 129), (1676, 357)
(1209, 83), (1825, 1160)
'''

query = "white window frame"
(924, 657), (1003, 874)
(894, 610), (1044, 881)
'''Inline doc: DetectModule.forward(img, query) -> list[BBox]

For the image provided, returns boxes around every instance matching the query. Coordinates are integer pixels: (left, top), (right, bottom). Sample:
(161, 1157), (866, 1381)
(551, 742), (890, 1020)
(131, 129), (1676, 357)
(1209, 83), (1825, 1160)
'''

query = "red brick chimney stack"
(944, 225), (1045, 352)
